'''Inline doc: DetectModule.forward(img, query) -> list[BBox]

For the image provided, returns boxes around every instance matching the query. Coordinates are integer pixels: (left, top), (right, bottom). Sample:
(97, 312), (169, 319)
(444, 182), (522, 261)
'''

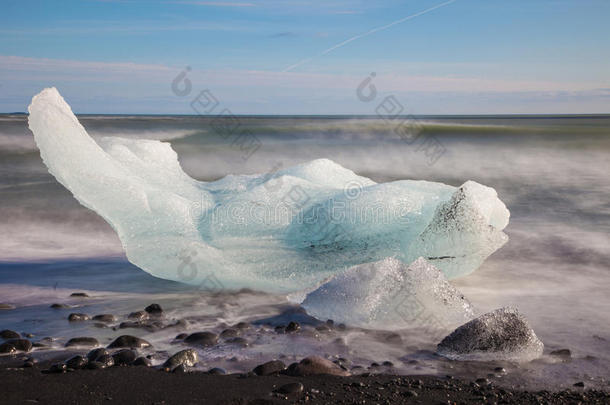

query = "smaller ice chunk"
(301, 257), (474, 330)
(436, 307), (544, 362)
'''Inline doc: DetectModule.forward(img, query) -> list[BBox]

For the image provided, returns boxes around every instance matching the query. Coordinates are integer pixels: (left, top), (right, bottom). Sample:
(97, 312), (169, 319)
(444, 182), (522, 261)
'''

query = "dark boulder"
(437, 307), (544, 362)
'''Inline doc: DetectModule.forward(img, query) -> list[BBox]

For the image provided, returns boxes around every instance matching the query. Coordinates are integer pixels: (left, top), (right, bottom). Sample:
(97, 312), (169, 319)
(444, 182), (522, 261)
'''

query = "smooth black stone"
(92, 314), (116, 323)
(87, 361), (107, 370)
(550, 349), (571, 357)
(0, 329), (20, 339)
(0, 343), (17, 354)
(22, 360), (34, 368)
(174, 333), (188, 340)
(145, 304), (163, 314)
(172, 364), (188, 374)
(163, 349), (198, 369)
(47, 363), (68, 373)
(112, 349), (137, 365)
(68, 313), (90, 322)
(65, 337), (100, 347)
(96, 354), (115, 368)
(87, 348), (109, 362)
(253, 360), (286, 376)
(286, 322), (300, 333)
(70, 292), (89, 297)
(4, 339), (32, 352)
(107, 335), (151, 349)
(233, 322), (251, 330)
(574, 381), (585, 387)
(183, 332), (218, 347)
(65, 355), (88, 370)
(220, 328), (239, 339)
(128, 311), (149, 321)
(382, 361), (394, 367)
(275, 382), (304, 395)
(50, 303), (71, 309)
(226, 337), (249, 347)
(208, 367), (226, 375)
(133, 357), (152, 367)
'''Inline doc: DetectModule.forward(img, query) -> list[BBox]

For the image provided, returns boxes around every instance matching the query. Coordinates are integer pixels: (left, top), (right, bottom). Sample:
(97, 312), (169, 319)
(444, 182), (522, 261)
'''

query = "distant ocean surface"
(1, 114), (609, 389)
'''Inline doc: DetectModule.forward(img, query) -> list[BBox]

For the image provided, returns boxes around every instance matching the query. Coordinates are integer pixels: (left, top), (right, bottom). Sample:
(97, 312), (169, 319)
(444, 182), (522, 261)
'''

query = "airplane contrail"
(282, 0), (458, 72)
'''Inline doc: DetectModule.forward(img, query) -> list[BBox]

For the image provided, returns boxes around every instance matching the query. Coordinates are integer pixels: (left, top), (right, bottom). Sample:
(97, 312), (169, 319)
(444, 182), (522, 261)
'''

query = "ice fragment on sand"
(301, 257), (474, 330)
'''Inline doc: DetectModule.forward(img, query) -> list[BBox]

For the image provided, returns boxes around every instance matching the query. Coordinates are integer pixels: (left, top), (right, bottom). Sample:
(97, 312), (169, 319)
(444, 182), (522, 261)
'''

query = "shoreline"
(1, 365), (608, 405)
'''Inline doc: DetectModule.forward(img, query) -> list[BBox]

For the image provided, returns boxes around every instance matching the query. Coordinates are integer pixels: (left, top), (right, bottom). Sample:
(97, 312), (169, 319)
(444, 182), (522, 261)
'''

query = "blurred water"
(0, 114), (609, 389)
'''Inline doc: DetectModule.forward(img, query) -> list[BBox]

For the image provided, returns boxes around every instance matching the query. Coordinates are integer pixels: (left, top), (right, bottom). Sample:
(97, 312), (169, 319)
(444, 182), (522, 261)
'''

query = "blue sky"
(1, 0), (609, 114)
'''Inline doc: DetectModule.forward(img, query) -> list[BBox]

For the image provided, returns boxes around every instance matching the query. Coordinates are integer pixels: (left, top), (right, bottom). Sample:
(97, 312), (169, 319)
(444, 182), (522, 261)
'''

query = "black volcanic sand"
(1, 365), (609, 405)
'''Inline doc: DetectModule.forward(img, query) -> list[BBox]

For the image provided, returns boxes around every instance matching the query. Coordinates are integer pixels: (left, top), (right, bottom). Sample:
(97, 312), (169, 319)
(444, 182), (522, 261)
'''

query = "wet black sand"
(1, 364), (609, 405)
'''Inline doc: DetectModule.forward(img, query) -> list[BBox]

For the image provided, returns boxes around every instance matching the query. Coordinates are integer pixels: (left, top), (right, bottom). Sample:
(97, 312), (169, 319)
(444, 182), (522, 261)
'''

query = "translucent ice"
(301, 257), (475, 330)
(28, 88), (509, 293)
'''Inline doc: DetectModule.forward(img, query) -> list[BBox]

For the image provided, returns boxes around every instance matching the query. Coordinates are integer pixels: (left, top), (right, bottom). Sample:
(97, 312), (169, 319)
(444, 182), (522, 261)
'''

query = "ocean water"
(1, 114), (609, 390)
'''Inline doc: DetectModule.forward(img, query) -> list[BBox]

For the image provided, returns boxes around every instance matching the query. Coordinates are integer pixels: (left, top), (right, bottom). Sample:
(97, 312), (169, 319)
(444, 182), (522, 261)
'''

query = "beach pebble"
(174, 333), (188, 340)
(68, 313), (90, 322)
(275, 382), (304, 395)
(50, 303), (71, 309)
(574, 381), (585, 387)
(163, 349), (198, 369)
(0, 343), (17, 354)
(92, 314), (116, 323)
(87, 361), (107, 370)
(208, 367), (226, 375)
(87, 348), (109, 362)
(0, 303), (16, 310)
(47, 363), (68, 373)
(233, 322), (251, 330)
(133, 357), (152, 367)
(65, 337), (100, 347)
(112, 349), (137, 365)
(184, 332), (218, 347)
(286, 356), (350, 376)
(70, 292), (89, 298)
(226, 337), (249, 347)
(550, 349), (571, 358)
(172, 364), (188, 374)
(253, 360), (286, 376)
(220, 328), (239, 339)
(119, 321), (143, 329)
(145, 303), (163, 314)
(437, 307), (544, 362)
(96, 354), (115, 368)
(286, 321), (300, 333)
(4, 339), (32, 352)
(107, 335), (151, 349)
(0, 329), (20, 339)
(66, 355), (88, 370)
(128, 311), (149, 321)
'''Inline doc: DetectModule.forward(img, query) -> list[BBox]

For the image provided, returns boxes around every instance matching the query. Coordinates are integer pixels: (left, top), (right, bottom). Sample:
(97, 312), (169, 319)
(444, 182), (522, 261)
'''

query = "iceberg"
(301, 257), (475, 330)
(28, 88), (509, 293)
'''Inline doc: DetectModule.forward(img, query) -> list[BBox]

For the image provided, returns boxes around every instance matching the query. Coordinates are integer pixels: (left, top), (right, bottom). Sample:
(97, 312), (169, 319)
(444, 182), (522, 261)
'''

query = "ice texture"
(28, 88), (509, 293)
(301, 257), (475, 330)
(437, 307), (544, 362)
